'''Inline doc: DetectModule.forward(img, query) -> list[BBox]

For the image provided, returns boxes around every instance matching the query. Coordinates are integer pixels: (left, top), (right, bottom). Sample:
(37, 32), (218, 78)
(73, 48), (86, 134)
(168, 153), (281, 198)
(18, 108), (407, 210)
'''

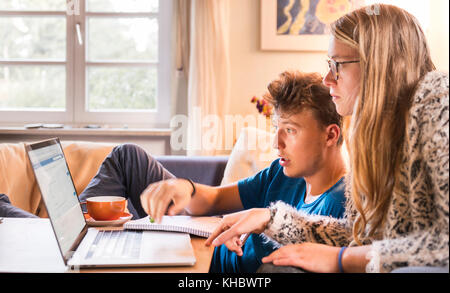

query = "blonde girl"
(205, 4), (448, 273)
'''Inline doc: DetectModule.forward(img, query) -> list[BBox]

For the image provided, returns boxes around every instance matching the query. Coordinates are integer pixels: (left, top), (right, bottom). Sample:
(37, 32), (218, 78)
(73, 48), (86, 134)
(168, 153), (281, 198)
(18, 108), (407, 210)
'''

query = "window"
(0, 0), (172, 127)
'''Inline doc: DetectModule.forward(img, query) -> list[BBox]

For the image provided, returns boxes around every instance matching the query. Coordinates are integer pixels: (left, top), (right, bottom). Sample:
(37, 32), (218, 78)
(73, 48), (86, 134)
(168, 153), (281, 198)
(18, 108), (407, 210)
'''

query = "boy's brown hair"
(263, 70), (343, 145)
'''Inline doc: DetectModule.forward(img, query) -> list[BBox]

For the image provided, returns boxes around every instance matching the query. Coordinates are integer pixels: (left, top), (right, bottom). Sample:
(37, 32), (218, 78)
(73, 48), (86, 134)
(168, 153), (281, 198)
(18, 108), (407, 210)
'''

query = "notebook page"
(124, 216), (222, 238)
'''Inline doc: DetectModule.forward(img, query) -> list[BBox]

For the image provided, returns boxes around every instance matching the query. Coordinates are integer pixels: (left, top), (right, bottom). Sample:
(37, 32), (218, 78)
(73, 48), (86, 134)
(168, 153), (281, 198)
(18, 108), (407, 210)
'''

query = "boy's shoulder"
(325, 177), (346, 202)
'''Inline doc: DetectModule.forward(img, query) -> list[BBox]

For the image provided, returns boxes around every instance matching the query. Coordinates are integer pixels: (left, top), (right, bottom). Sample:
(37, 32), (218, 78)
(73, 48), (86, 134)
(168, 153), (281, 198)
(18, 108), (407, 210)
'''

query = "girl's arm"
(263, 200), (352, 247)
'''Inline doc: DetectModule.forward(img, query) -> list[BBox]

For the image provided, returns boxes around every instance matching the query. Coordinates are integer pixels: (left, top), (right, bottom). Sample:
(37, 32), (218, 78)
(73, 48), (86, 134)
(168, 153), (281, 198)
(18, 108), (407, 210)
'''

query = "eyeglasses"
(327, 59), (360, 81)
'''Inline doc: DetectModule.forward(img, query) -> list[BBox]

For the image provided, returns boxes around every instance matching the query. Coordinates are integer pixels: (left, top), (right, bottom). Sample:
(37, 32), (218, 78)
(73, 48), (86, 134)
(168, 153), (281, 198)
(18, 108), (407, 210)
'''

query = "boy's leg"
(0, 194), (39, 218)
(79, 144), (174, 218)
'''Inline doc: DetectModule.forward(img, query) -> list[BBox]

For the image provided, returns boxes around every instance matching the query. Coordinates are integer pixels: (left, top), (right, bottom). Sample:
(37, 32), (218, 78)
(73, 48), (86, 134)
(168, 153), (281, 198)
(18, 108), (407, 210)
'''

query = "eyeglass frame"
(327, 59), (360, 81)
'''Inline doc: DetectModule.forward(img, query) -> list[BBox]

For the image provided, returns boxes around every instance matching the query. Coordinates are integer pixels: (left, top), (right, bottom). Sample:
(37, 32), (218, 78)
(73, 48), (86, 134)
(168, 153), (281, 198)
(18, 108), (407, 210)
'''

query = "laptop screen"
(27, 139), (86, 258)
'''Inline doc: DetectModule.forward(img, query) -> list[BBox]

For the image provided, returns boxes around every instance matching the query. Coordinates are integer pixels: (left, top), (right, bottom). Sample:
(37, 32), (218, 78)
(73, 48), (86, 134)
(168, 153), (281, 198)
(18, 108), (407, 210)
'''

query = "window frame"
(0, 0), (172, 128)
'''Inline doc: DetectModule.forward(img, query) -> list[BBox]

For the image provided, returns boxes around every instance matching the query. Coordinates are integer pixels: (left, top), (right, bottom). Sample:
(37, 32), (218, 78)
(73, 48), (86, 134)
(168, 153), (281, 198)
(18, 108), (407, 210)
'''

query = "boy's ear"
(325, 124), (341, 146)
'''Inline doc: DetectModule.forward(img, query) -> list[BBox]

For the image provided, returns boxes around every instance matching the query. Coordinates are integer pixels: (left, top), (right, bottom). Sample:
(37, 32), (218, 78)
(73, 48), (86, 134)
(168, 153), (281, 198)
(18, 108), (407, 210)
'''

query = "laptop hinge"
(64, 224), (89, 263)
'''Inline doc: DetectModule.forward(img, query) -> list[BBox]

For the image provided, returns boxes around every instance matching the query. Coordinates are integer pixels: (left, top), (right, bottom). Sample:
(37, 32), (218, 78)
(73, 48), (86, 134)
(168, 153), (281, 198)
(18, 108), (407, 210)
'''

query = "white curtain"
(186, 0), (231, 156)
(172, 0), (191, 155)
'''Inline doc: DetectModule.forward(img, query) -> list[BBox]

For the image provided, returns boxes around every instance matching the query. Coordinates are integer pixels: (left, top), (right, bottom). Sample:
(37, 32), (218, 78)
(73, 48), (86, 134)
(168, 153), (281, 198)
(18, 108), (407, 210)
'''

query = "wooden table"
(0, 218), (214, 273)
(80, 227), (215, 273)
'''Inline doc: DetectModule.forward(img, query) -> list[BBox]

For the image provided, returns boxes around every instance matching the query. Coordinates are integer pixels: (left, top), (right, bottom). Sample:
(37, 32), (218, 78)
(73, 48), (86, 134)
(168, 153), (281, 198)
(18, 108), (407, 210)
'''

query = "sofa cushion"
(62, 141), (116, 196)
(0, 143), (41, 217)
(156, 156), (228, 186)
(221, 127), (277, 185)
(0, 141), (115, 217)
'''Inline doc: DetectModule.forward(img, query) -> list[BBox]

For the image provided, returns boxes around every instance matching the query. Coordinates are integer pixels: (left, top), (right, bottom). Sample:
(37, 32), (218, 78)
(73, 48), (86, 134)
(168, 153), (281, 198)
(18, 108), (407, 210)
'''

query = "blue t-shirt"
(209, 159), (346, 273)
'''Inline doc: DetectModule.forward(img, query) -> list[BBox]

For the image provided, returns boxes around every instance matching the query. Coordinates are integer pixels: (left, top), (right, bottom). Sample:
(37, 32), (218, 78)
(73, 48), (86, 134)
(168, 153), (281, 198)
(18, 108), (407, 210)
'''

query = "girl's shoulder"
(408, 71), (448, 149)
(413, 71), (449, 106)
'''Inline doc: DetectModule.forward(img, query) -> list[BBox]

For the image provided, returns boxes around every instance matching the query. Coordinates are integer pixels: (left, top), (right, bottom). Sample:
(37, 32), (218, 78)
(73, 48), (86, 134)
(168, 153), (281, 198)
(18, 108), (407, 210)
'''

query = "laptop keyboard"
(85, 230), (142, 260)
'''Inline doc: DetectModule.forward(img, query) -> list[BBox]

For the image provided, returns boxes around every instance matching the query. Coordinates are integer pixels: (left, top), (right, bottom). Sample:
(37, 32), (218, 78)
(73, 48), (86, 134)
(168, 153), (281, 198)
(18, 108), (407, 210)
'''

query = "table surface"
(0, 218), (215, 273)
(80, 226), (215, 273)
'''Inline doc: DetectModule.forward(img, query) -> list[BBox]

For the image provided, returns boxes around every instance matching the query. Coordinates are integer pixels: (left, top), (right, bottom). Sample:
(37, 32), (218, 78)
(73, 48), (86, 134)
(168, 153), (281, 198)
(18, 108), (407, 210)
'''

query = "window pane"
(0, 17), (66, 60)
(87, 67), (156, 111)
(0, 0), (66, 11)
(88, 17), (157, 61)
(0, 65), (65, 110)
(87, 0), (158, 13)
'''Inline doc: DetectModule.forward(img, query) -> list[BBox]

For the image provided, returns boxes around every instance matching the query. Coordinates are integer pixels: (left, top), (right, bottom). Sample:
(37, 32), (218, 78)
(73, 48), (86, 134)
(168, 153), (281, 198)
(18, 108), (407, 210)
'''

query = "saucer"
(84, 212), (132, 227)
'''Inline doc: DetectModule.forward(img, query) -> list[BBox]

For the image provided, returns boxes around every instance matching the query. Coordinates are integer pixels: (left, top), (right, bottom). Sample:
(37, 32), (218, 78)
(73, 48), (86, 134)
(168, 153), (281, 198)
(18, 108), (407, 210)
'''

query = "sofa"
(0, 128), (277, 218)
(0, 141), (228, 218)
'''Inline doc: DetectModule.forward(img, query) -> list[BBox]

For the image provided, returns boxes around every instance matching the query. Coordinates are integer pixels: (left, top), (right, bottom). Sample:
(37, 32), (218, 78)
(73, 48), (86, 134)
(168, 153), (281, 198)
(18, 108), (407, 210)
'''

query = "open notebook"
(124, 216), (222, 238)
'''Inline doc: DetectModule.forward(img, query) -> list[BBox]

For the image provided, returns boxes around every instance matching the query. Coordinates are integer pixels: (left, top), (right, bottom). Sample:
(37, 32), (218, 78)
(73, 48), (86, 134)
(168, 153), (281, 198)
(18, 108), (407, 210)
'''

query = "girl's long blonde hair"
(331, 4), (435, 244)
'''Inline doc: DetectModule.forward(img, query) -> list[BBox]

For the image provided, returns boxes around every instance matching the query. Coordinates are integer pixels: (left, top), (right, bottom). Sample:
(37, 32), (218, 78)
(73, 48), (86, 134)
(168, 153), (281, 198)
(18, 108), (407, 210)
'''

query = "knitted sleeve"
(366, 71), (449, 273)
(262, 200), (353, 247)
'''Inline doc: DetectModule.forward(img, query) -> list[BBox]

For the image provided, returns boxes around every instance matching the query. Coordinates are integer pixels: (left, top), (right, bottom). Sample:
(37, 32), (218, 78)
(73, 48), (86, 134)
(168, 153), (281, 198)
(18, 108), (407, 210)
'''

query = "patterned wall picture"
(261, 0), (363, 51)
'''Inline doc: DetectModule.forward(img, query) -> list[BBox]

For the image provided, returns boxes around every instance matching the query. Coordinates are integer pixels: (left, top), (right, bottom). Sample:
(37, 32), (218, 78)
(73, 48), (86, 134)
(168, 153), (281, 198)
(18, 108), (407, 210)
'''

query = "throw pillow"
(221, 127), (277, 185)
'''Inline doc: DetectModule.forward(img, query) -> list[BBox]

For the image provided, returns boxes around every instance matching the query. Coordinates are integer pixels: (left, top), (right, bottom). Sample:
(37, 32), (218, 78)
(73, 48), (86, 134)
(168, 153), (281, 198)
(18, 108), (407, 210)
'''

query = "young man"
(80, 71), (348, 273)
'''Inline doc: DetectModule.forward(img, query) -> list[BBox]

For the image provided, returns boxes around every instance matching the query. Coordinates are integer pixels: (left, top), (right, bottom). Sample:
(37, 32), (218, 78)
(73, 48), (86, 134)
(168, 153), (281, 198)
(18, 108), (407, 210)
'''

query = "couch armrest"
(155, 156), (228, 186)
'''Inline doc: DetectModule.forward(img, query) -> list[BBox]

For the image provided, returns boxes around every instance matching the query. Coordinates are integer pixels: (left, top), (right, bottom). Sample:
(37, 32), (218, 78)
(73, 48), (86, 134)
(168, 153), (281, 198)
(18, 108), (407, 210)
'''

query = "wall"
(228, 0), (328, 119)
(428, 0), (449, 73)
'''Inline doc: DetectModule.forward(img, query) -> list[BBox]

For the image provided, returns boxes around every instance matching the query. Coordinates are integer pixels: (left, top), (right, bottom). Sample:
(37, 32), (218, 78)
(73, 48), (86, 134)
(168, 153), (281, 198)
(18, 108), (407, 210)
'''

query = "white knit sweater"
(263, 71), (449, 273)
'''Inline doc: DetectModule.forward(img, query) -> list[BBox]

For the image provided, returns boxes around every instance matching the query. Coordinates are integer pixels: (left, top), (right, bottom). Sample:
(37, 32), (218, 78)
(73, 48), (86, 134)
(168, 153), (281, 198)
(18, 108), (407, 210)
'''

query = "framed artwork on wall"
(260, 0), (364, 51)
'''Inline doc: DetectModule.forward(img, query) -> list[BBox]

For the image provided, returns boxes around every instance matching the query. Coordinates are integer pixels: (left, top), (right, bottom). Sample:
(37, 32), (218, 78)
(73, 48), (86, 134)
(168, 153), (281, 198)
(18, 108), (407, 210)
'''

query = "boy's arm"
(185, 182), (243, 216)
(140, 178), (243, 222)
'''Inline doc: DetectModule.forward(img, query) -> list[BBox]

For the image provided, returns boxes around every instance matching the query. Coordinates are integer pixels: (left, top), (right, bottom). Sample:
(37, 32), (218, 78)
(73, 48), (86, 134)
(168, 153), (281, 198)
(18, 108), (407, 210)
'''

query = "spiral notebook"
(124, 216), (222, 238)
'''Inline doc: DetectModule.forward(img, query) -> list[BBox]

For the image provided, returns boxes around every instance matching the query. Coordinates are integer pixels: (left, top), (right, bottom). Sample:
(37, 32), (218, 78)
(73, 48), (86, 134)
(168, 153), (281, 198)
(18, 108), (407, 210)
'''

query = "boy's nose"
(272, 131), (285, 150)
(272, 132), (278, 149)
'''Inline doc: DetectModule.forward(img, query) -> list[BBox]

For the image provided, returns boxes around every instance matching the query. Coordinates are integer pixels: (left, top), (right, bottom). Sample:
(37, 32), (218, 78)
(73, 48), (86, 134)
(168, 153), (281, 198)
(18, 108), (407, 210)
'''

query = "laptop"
(25, 138), (196, 269)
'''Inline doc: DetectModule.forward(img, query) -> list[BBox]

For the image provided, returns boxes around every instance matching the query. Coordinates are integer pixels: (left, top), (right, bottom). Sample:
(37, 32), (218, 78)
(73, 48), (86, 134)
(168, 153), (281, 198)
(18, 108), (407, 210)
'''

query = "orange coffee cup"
(80, 196), (126, 221)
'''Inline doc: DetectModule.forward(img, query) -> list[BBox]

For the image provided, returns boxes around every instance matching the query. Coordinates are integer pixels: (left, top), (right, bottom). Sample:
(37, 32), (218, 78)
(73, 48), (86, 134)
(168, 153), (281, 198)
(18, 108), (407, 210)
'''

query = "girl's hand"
(262, 242), (341, 273)
(205, 208), (271, 256)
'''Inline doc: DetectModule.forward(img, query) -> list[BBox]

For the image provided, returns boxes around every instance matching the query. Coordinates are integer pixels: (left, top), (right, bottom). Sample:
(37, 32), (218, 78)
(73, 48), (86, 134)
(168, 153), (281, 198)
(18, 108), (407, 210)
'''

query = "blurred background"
(0, 0), (448, 155)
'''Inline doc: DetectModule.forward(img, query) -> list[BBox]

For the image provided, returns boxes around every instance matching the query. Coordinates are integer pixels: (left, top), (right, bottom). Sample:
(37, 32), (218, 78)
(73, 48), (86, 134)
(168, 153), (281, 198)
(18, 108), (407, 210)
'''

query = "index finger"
(208, 224), (241, 248)
(140, 183), (157, 215)
(153, 193), (173, 223)
(205, 222), (227, 246)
